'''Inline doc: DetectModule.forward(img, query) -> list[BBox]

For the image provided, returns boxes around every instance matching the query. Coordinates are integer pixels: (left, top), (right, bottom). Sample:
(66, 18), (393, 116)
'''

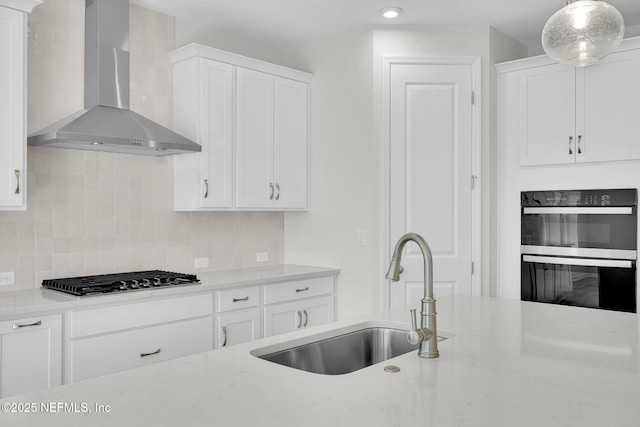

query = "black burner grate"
(42, 270), (200, 296)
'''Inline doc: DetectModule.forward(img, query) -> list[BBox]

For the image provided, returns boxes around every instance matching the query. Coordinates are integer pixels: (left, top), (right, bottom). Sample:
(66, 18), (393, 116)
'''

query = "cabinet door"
(0, 315), (62, 398)
(236, 67), (275, 208)
(518, 64), (576, 166)
(273, 77), (308, 209)
(200, 60), (234, 207)
(263, 300), (300, 337)
(300, 295), (334, 329)
(577, 49), (640, 163)
(264, 296), (334, 337)
(173, 58), (233, 210)
(217, 309), (261, 348)
(0, 6), (26, 209)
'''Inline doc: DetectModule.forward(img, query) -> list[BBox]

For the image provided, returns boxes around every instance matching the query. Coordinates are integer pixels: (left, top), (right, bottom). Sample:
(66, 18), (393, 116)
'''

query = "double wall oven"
(521, 189), (637, 313)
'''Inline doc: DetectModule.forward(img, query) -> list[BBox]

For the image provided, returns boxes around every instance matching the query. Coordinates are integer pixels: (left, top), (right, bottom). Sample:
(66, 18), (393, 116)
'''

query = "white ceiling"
(131, 0), (640, 48)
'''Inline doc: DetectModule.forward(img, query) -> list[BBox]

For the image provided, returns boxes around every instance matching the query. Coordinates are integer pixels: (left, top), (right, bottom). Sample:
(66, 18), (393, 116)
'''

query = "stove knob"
(119, 281), (128, 290)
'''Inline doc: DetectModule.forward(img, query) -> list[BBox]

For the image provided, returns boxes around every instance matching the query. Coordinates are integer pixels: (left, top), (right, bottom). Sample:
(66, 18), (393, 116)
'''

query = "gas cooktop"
(41, 270), (200, 297)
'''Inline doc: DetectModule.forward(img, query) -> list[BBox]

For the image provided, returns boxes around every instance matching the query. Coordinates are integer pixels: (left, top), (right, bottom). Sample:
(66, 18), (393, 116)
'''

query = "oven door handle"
(523, 207), (633, 215)
(523, 255), (634, 269)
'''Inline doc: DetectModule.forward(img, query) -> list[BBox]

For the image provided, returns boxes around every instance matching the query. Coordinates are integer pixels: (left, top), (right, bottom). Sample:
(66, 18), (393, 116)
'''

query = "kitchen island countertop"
(1, 294), (638, 426)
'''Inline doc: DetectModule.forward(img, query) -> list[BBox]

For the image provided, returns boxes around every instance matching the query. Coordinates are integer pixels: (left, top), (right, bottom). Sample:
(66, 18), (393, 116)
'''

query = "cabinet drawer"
(70, 293), (214, 338)
(217, 286), (260, 312)
(70, 316), (213, 382)
(263, 277), (334, 305)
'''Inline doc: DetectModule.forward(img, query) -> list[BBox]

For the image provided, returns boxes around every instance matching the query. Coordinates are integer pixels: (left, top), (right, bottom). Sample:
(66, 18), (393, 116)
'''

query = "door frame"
(381, 55), (482, 309)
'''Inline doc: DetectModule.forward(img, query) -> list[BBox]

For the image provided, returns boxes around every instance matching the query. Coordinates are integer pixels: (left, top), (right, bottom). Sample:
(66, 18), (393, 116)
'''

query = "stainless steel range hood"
(27, 0), (201, 156)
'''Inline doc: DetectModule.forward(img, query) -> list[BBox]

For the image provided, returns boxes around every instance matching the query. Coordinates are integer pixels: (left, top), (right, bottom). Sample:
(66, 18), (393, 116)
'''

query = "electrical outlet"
(356, 229), (366, 247)
(194, 258), (210, 269)
(256, 252), (269, 263)
(0, 272), (15, 286)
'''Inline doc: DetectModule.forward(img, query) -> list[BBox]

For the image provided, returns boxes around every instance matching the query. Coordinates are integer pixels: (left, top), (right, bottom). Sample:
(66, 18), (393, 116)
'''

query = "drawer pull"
(14, 170), (20, 195)
(222, 326), (227, 347)
(295, 287), (309, 293)
(13, 320), (42, 329)
(140, 348), (161, 358)
(232, 296), (249, 302)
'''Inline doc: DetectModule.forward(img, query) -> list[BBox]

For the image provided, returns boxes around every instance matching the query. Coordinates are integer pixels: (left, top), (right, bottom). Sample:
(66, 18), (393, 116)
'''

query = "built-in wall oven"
(521, 189), (637, 313)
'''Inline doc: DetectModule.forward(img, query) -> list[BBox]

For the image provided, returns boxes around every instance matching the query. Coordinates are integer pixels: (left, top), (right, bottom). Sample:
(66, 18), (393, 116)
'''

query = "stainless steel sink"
(254, 326), (443, 375)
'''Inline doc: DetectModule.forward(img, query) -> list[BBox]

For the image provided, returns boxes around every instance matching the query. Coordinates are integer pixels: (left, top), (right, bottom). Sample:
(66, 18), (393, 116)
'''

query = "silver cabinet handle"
(577, 135), (583, 154)
(275, 183), (280, 200)
(296, 311), (302, 328)
(140, 348), (161, 358)
(203, 179), (209, 198)
(568, 136), (573, 155)
(295, 287), (309, 293)
(232, 296), (249, 302)
(269, 182), (274, 200)
(222, 326), (227, 347)
(303, 309), (308, 327)
(12, 320), (41, 329)
(14, 170), (20, 195)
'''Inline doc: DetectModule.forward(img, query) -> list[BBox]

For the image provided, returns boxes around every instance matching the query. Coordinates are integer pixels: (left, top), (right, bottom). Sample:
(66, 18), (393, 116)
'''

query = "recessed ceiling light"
(380, 6), (403, 19)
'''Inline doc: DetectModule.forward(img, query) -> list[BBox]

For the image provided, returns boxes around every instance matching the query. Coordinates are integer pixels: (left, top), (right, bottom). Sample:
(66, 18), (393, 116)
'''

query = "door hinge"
(471, 91), (475, 105)
(471, 175), (478, 190)
(471, 262), (475, 275)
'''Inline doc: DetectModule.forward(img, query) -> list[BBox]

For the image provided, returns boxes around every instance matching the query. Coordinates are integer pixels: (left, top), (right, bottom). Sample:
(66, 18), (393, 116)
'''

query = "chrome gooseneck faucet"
(386, 233), (439, 358)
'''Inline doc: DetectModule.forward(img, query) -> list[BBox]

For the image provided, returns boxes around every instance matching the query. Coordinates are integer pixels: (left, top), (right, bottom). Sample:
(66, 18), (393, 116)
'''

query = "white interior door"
(387, 59), (476, 308)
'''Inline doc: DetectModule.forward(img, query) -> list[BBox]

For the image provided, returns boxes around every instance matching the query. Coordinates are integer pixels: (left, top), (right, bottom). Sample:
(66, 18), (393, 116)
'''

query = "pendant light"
(542, 0), (624, 67)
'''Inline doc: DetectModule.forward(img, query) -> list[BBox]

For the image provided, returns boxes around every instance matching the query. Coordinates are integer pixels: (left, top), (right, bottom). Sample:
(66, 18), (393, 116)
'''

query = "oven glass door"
(521, 255), (636, 313)
(521, 207), (636, 250)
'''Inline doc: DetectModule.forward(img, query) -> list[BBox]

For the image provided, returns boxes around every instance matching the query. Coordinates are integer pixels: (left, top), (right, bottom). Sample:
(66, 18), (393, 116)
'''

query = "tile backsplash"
(0, 1), (284, 291)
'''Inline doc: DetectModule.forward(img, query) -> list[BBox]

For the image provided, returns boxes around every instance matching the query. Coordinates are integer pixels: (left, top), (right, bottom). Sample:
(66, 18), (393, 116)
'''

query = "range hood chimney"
(27, 0), (201, 156)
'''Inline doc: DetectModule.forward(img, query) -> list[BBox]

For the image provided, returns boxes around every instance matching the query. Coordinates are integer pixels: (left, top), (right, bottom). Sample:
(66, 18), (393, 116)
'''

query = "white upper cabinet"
(498, 37), (640, 166)
(0, 1), (40, 210)
(273, 77), (309, 209)
(517, 63), (576, 166)
(170, 44), (311, 211)
(173, 58), (234, 209)
(235, 68), (275, 208)
(578, 48), (640, 163)
(235, 69), (309, 209)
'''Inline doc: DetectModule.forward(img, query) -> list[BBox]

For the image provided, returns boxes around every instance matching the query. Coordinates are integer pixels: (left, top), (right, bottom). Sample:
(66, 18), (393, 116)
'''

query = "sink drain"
(384, 365), (400, 373)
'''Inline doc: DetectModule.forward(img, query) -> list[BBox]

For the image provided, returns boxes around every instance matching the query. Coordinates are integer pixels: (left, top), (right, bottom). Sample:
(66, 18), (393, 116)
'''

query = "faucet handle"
(407, 308), (432, 346)
(409, 308), (418, 330)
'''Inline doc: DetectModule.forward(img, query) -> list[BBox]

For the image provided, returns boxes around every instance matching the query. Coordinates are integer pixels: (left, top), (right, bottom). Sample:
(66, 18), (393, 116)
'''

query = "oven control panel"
(521, 189), (637, 207)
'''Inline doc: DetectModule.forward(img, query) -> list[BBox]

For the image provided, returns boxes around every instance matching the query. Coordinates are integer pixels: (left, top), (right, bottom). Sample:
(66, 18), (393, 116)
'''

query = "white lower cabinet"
(0, 314), (62, 398)
(71, 317), (213, 382)
(215, 286), (261, 348)
(67, 294), (214, 383)
(264, 295), (333, 337)
(263, 277), (335, 337)
(217, 309), (261, 348)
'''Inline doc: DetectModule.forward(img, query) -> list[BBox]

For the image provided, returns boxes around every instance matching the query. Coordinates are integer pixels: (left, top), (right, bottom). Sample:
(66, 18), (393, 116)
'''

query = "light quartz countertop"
(0, 264), (339, 320)
(2, 294), (639, 426)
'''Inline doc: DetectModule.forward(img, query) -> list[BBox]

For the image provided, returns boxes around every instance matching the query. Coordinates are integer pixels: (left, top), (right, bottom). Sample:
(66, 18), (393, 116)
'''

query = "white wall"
(282, 29), (377, 319)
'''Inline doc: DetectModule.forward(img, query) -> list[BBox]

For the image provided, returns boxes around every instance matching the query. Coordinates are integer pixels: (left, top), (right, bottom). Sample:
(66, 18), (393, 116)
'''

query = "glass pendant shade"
(542, 0), (624, 67)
